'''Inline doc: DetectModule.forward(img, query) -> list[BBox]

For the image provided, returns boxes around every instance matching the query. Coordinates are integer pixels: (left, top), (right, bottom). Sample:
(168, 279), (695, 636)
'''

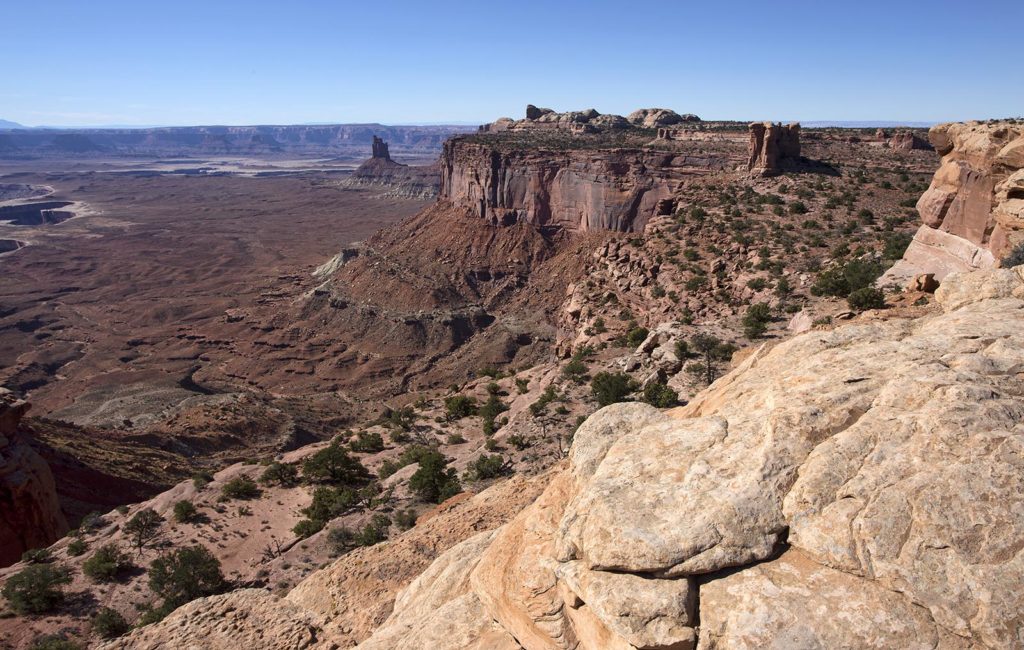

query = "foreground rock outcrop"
(352, 265), (1024, 649)
(0, 389), (67, 566)
(886, 120), (1024, 283)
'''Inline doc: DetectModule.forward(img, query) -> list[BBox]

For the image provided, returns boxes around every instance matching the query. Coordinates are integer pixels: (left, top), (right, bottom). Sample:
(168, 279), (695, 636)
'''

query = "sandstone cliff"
(439, 138), (731, 232)
(886, 120), (1024, 283)
(0, 389), (67, 567)
(747, 121), (801, 175)
(101, 265), (1024, 648)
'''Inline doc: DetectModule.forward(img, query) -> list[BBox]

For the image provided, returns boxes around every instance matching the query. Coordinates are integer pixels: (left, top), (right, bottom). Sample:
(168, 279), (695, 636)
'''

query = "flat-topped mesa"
(481, 105), (700, 135)
(884, 119), (1024, 284)
(747, 121), (801, 175)
(370, 135), (391, 160)
(0, 389), (68, 566)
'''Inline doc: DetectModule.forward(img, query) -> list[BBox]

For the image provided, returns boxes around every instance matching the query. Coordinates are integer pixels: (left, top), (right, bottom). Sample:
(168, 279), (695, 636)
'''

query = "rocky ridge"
(95, 264), (1024, 649)
(0, 388), (67, 566)
(886, 119), (1024, 282)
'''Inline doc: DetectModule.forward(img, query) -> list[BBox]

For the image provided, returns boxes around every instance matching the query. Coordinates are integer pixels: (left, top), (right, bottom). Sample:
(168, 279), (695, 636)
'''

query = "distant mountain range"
(0, 119), (24, 129)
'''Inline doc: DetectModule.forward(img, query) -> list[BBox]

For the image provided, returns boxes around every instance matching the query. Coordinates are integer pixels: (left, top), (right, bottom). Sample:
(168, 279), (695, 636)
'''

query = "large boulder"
(353, 265), (1024, 649)
(747, 121), (801, 176)
(884, 120), (1024, 284)
(627, 108), (693, 128)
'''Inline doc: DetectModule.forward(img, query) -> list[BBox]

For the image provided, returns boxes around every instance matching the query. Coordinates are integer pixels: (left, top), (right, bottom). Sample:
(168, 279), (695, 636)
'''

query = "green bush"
(148, 545), (226, 612)
(191, 471), (214, 489)
(409, 450), (461, 503)
(123, 508), (165, 551)
(847, 287), (886, 311)
(642, 382), (679, 408)
(590, 372), (639, 407)
(353, 514), (391, 547)
(82, 544), (132, 583)
(66, 539), (87, 557)
(302, 486), (358, 525)
(302, 442), (370, 486)
(742, 303), (772, 339)
(172, 500), (198, 524)
(394, 508), (418, 530)
(259, 462), (299, 487)
(626, 326), (650, 348)
(561, 356), (588, 383)
(221, 476), (260, 500)
(514, 377), (529, 393)
(350, 431), (385, 453)
(882, 232), (913, 260)
(91, 607), (130, 639)
(469, 454), (508, 480)
(292, 518), (324, 539)
(444, 395), (478, 420)
(529, 385), (560, 416)
(479, 394), (509, 436)
(2, 564), (71, 614)
(811, 258), (884, 298)
(28, 635), (81, 650)
(21, 548), (52, 564)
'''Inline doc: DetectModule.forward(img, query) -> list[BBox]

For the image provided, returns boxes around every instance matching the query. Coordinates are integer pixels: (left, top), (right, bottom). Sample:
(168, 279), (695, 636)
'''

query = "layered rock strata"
(886, 120), (1024, 283)
(747, 121), (801, 175)
(0, 389), (67, 566)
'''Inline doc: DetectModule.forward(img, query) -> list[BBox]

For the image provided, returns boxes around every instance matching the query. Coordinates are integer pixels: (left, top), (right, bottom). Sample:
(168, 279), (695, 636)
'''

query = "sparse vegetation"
(221, 475), (260, 500)
(408, 450), (461, 503)
(642, 381), (679, 408)
(260, 461), (299, 487)
(172, 499), (198, 523)
(91, 607), (130, 639)
(302, 441), (370, 486)
(82, 544), (133, 582)
(147, 545), (226, 620)
(590, 372), (639, 407)
(2, 564), (71, 614)
(123, 509), (165, 552)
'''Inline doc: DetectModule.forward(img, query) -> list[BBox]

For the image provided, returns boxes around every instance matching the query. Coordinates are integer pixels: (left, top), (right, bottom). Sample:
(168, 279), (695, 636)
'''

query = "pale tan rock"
(287, 473), (547, 645)
(101, 589), (323, 650)
(356, 530), (520, 650)
(697, 551), (959, 650)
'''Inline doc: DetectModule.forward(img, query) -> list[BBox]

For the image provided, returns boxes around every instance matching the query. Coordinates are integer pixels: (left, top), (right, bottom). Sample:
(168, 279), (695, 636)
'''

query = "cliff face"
(439, 138), (729, 232)
(0, 390), (67, 567)
(747, 121), (801, 175)
(886, 120), (1024, 282)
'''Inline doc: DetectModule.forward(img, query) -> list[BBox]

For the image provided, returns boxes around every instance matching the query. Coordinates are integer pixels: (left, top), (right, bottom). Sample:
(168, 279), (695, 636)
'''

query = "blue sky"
(2, 0), (1021, 127)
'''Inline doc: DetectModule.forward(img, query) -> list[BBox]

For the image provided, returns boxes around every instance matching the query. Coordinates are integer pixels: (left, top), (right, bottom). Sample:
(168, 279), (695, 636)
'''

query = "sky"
(2, 0), (1021, 127)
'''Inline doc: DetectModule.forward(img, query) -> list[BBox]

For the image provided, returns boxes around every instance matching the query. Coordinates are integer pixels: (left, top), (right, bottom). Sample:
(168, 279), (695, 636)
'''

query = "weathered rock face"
(747, 121), (801, 175)
(886, 120), (1024, 283)
(371, 135), (391, 160)
(352, 265), (1024, 649)
(439, 139), (728, 232)
(889, 130), (932, 151)
(0, 389), (68, 567)
(627, 108), (699, 128)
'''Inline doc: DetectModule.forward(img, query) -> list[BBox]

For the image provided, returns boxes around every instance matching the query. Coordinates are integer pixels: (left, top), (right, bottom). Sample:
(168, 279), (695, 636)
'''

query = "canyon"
(2, 112), (1023, 649)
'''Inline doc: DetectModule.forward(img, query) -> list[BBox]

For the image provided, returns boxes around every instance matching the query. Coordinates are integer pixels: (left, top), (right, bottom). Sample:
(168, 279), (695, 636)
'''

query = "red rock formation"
(439, 138), (731, 232)
(884, 120), (1024, 283)
(747, 122), (801, 175)
(889, 130), (932, 151)
(0, 389), (67, 566)
(370, 135), (391, 160)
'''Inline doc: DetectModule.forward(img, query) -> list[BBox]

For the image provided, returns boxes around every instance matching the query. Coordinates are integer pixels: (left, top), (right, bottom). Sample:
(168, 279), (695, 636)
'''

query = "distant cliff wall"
(439, 138), (730, 232)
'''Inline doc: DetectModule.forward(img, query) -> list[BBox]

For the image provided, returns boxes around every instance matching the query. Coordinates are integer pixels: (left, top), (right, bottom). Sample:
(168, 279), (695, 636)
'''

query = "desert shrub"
(377, 459), (402, 479)
(687, 334), (737, 385)
(642, 382), (679, 408)
(66, 539), (87, 557)
(847, 287), (886, 311)
(302, 486), (358, 525)
(590, 372), (638, 407)
(2, 564), (71, 614)
(507, 434), (531, 450)
(394, 508), (418, 531)
(788, 201), (808, 214)
(882, 232), (913, 259)
(172, 500), (198, 524)
(775, 276), (792, 297)
(350, 431), (385, 453)
(479, 394), (509, 436)
(529, 385), (560, 416)
(148, 545), (226, 612)
(221, 476), (260, 500)
(742, 303), (772, 339)
(191, 471), (214, 489)
(408, 450), (461, 503)
(292, 518), (324, 539)
(443, 394), (478, 420)
(383, 406), (416, 431)
(469, 454), (508, 480)
(80, 511), (106, 531)
(684, 275), (708, 291)
(302, 442), (370, 486)
(562, 356), (588, 383)
(626, 326), (650, 348)
(259, 462), (298, 487)
(446, 433), (466, 444)
(82, 544), (132, 582)
(354, 514), (391, 547)
(1002, 242), (1024, 268)
(123, 509), (165, 552)
(746, 277), (768, 291)
(325, 526), (354, 554)
(91, 607), (130, 639)
(811, 258), (884, 298)
(514, 377), (530, 393)
(21, 548), (52, 564)
(28, 636), (81, 650)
